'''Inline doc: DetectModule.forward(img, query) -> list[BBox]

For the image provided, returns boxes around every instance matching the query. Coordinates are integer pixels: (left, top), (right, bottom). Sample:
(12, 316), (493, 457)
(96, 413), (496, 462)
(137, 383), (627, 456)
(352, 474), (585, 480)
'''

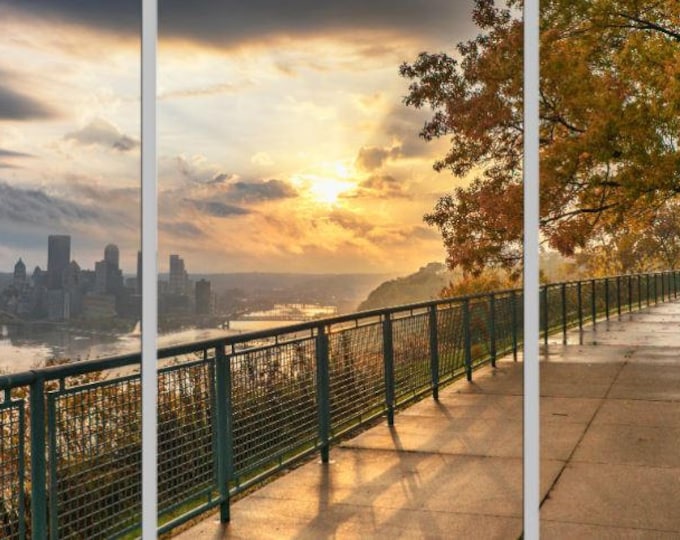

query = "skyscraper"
(104, 244), (120, 268)
(136, 250), (142, 294)
(13, 258), (26, 286)
(195, 279), (212, 314)
(47, 235), (70, 290)
(169, 254), (188, 295)
(95, 244), (123, 295)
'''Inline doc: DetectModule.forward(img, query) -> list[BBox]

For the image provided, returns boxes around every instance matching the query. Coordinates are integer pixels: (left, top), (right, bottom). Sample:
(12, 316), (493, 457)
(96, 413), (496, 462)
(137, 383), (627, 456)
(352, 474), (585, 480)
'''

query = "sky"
(0, 0), (480, 275)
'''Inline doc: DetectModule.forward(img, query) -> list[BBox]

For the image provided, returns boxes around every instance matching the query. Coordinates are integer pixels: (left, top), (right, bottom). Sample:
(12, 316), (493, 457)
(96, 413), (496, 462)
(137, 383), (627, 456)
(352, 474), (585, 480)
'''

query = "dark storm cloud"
(185, 199), (251, 218)
(0, 181), (99, 225)
(0, 83), (55, 120)
(1, 0), (477, 48)
(225, 179), (298, 203)
(64, 118), (139, 152)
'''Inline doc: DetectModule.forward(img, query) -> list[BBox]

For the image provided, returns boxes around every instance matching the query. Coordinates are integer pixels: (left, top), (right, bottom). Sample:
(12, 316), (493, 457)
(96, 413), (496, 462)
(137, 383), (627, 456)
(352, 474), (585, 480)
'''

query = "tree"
(400, 0), (680, 276)
(578, 200), (680, 275)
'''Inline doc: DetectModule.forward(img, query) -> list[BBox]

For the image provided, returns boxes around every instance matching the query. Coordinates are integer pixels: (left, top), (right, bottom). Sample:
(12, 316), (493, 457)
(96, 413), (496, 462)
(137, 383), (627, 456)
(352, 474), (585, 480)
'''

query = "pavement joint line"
(540, 517), (680, 534)
(245, 493), (525, 521)
(538, 348), (630, 509)
(336, 443), (537, 462)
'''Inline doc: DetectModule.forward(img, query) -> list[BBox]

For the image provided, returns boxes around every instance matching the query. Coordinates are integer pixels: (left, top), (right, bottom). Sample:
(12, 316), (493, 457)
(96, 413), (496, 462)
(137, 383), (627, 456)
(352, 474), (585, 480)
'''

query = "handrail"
(0, 269), (677, 539)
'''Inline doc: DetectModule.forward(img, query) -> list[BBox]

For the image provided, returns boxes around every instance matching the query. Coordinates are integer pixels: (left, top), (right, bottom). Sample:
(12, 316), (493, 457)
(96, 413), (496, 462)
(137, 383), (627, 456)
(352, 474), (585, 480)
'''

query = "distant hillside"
(357, 263), (457, 311)
(191, 272), (394, 314)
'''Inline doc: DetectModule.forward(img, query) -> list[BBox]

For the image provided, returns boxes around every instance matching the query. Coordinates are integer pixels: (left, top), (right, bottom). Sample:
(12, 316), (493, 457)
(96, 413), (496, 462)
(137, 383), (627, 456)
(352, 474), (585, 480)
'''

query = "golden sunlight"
(308, 176), (355, 204)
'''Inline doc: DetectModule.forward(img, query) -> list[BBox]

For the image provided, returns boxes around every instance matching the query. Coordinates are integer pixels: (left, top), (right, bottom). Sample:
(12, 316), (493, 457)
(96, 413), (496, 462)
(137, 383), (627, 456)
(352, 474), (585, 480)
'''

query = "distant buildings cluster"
(0, 235), (213, 322)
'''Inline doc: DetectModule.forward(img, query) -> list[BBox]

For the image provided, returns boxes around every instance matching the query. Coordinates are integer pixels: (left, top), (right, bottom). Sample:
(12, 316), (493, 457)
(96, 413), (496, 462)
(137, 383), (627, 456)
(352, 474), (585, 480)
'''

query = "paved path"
(174, 301), (680, 539)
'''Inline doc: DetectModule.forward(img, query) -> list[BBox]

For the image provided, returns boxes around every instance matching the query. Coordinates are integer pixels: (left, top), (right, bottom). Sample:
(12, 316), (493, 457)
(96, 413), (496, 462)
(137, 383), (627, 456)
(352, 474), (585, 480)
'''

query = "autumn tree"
(401, 0), (680, 276)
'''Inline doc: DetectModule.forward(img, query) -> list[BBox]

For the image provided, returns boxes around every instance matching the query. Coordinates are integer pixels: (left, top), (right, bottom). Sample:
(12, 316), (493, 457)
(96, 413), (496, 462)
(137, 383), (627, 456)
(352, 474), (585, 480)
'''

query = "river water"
(0, 319), (301, 375)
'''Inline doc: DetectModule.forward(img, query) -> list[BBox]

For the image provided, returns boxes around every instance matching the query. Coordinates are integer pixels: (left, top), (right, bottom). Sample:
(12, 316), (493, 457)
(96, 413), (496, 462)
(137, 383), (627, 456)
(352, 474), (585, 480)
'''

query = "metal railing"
(1, 270), (678, 538)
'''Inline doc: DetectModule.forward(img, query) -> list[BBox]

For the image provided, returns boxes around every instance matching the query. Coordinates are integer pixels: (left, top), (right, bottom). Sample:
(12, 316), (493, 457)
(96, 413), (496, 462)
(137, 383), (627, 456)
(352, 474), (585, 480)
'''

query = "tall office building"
(169, 254), (188, 295)
(195, 279), (212, 314)
(13, 258), (26, 286)
(94, 245), (123, 295)
(104, 244), (119, 268)
(47, 235), (70, 290)
(136, 250), (142, 294)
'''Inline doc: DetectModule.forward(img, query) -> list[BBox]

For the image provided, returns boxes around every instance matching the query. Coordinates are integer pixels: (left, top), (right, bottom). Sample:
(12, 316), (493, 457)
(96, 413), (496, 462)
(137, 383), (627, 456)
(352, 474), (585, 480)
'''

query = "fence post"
(542, 286), (549, 346)
(215, 343), (233, 522)
(638, 274), (642, 309)
(654, 274), (659, 304)
(561, 283), (567, 344)
(316, 326), (331, 460)
(30, 375), (48, 539)
(488, 294), (497, 368)
(661, 272), (666, 302)
(675, 271), (678, 299)
(628, 275), (633, 313)
(616, 276), (621, 317)
(463, 298), (473, 381)
(511, 290), (518, 361)
(605, 277), (610, 320)
(577, 281), (583, 331)
(591, 279), (597, 329)
(382, 315), (395, 426)
(428, 305), (440, 400)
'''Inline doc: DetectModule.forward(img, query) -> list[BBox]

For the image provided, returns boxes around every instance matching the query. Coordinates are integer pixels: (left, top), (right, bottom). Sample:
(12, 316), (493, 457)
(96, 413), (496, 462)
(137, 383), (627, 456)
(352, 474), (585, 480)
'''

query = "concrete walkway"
(174, 301), (680, 539)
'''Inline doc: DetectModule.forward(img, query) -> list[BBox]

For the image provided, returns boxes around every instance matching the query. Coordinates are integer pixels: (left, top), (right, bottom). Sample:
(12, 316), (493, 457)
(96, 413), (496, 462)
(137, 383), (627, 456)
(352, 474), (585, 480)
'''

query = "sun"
(308, 177), (355, 204)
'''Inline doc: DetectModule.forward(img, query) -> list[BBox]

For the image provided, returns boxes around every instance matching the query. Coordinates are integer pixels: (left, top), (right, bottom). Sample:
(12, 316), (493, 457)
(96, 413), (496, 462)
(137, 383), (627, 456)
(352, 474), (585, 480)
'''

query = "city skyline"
(0, 1), (480, 275)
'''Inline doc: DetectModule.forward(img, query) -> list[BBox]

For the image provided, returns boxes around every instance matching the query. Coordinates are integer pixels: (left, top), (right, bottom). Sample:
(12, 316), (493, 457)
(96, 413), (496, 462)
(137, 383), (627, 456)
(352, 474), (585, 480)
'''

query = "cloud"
(250, 152), (274, 167)
(355, 145), (402, 171)
(159, 81), (252, 100)
(0, 181), (99, 226)
(224, 179), (298, 203)
(172, 155), (233, 185)
(0, 148), (32, 158)
(0, 83), (55, 120)
(1, 1), (477, 50)
(185, 199), (251, 218)
(380, 105), (435, 159)
(159, 220), (205, 239)
(64, 118), (139, 152)
(327, 208), (374, 235)
(0, 148), (32, 169)
(343, 174), (410, 200)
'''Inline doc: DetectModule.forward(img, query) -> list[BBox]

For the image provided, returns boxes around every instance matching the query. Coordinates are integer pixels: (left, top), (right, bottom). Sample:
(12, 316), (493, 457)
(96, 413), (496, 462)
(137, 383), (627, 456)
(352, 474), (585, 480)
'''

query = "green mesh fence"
(1, 271), (677, 538)
(492, 292), (517, 355)
(0, 399), (25, 540)
(327, 321), (385, 435)
(47, 374), (142, 539)
(436, 302), (465, 381)
(230, 336), (318, 481)
(469, 298), (491, 367)
(157, 361), (215, 516)
(46, 358), (219, 539)
(392, 310), (431, 402)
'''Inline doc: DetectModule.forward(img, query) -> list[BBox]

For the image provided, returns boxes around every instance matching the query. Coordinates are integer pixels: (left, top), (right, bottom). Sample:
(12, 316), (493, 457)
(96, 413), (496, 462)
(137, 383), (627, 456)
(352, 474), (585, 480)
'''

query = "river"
(0, 319), (302, 375)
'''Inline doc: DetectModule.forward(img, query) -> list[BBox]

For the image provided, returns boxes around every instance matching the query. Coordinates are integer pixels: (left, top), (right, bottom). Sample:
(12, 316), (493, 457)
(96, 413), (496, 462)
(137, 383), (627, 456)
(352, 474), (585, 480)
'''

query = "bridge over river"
(176, 299), (680, 539)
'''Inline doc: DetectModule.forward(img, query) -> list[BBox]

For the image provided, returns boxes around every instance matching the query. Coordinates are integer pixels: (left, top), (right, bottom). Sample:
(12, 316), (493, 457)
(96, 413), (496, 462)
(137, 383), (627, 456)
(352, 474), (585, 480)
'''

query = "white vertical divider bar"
(141, 0), (158, 537)
(523, 0), (540, 538)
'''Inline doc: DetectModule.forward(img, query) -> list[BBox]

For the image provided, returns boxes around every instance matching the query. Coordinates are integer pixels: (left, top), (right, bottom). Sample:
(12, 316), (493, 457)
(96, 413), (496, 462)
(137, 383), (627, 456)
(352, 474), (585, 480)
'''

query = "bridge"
(1, 271), (678, 538)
